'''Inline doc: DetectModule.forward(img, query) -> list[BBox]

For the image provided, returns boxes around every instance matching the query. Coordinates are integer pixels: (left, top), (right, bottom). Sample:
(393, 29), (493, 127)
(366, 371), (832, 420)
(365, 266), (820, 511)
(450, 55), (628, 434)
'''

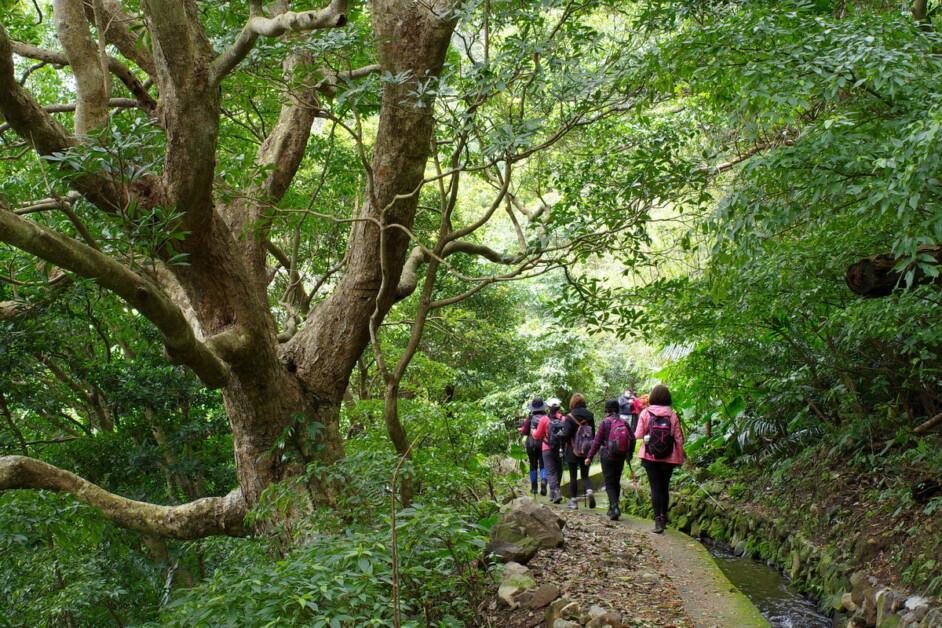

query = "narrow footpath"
(483, 490), (768, 628)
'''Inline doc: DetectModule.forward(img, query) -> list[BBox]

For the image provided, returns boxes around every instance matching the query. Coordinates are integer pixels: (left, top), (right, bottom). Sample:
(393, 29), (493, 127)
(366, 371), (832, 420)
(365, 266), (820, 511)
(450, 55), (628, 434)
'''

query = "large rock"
(485, 537), (540, 564)
(497, 563), (537, 609)
(504, 497), (566, 548)
(486, 497), (565, 564)
(527, 583), (560, 609)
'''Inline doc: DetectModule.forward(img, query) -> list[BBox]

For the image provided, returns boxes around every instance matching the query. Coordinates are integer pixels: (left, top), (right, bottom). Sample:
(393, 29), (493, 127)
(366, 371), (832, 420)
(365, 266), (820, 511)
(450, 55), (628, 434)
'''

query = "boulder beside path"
(485, 496), (566, 564)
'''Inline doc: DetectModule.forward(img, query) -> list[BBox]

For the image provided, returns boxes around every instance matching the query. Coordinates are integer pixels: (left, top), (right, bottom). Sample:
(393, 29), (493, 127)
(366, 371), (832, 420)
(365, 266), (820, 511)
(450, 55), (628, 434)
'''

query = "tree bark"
(845, 245), (942, 297)
(0, 456), (249, 538)
(0, 0), (458, 537)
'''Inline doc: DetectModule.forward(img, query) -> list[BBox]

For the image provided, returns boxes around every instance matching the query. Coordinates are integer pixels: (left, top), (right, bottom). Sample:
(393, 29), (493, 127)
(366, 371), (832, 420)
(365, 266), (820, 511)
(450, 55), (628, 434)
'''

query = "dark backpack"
(604, 416), (632, 458)
(571, 416), (594, 457)
(526, 413), (545, 448)
(546, 413), (566, 449)
(646, 413), (675, 459)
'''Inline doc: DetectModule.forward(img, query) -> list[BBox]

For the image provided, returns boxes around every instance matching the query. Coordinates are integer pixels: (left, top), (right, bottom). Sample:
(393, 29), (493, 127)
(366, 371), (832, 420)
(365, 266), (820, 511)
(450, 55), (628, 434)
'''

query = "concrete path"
(548, 483), (769, 628)
(615, 514), (768, 628)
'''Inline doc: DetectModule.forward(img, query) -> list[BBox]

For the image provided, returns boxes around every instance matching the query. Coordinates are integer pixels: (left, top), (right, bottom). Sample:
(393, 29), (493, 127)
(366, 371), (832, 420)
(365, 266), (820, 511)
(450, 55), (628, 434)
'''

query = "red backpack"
(604, 416), (632, 458)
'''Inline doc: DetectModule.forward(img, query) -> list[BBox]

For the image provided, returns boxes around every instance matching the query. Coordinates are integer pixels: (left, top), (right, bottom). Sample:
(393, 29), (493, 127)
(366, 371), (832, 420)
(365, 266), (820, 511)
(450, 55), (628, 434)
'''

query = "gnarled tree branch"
(0, 455), (249, 539)
(211, 0), (350, 83)
(0, 208), (231, 388)
(395, 239), (520, 300)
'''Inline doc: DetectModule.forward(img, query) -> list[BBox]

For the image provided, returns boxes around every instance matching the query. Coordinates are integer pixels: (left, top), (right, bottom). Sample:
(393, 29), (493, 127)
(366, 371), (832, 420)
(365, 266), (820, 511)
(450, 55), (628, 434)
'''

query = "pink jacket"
(531, 411), (564, 451)
(634, 405), (685, 465)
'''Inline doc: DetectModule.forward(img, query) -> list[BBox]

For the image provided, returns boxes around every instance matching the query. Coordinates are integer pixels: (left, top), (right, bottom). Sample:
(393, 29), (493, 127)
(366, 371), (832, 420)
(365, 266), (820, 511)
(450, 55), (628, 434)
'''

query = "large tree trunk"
(281, 0), (457, 499)
(846, 245), (942, 297)
(0, 0), (457, 535)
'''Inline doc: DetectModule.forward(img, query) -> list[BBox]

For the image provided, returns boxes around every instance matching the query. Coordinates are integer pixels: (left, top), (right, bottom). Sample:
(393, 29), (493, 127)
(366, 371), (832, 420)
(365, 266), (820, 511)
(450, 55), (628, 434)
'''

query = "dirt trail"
(484, 493), (768, 628)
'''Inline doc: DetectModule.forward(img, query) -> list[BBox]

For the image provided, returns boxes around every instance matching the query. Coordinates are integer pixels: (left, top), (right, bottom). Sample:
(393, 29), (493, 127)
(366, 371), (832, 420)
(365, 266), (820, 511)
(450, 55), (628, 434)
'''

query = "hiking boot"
(586, 489), (596, 509)
(653, 515), (666, 534)
(567, 499), (578, 510)
(540, 481), (547, 496)
(551, 491), (562, 504)
(530, 481), (538, 494)
(610, 506), (621, 521)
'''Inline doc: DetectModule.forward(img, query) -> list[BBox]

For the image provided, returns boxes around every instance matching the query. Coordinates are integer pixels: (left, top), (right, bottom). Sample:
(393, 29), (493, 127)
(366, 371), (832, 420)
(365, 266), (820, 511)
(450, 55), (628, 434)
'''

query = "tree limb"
(845, 245), (942, 297)
(85, 0), (158, 77)
(0, 25), (136, 214)
(10, 38), (156, 113)
(0, 208), (231, 388)
(210, 0), (350, 84)
(914, 412), (942, 435)
(0, 455), (249, 539)
(315, 63), (382, 97)
(395, 239), (520, 300)
(53, 0), (110, 134)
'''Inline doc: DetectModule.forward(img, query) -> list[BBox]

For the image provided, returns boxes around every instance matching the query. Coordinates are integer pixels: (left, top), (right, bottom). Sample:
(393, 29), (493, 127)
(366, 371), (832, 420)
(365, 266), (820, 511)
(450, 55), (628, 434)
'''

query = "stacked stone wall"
(620, 488), (940, 628)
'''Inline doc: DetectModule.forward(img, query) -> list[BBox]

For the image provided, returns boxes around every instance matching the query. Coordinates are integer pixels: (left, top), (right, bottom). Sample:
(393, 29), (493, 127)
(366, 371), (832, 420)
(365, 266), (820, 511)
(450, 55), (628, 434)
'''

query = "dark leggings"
(641, 459), (677, 519)
(567, 459), (593, 498)
(526, 444), (544, 475)
(542, 449), (562, 495)
(601, 457), (625, 507)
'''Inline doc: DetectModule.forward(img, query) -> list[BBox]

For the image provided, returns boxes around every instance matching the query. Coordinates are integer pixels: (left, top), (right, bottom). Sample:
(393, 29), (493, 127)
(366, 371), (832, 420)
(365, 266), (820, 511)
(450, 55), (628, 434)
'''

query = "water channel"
(702, 540), (833, 628)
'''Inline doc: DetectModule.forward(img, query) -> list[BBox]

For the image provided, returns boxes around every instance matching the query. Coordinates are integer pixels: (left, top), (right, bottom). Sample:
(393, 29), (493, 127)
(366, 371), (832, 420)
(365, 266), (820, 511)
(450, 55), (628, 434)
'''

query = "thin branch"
(0, 455), (249, 539)
(315, 63), (382, 97)
(700, 139), (796, 174)
(0, 99), (141, 135)
(914, 412), (942, 435)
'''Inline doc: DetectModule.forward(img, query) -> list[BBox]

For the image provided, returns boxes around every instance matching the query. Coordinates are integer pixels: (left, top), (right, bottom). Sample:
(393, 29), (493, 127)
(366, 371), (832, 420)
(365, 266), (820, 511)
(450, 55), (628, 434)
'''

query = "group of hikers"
(518, 385), (686, 533)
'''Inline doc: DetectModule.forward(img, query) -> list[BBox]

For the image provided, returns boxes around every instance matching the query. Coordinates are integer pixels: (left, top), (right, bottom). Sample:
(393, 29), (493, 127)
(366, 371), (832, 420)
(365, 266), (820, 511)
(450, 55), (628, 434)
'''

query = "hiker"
(531, 397), (565, 503)
(519, 397), (548, 495)
(560, 393), (595, 509)
(635, 384), (685, 533)
(617, 388), (639, 431)
(585, 399), (636, 520)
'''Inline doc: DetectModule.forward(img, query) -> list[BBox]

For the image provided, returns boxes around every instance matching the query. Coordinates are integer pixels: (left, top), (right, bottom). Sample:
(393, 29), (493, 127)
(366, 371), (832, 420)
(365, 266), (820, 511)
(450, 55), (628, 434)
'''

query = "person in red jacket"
(532, 397), (564, 504)
(634, 385), (685, 534)
(519, 397), (548, 495)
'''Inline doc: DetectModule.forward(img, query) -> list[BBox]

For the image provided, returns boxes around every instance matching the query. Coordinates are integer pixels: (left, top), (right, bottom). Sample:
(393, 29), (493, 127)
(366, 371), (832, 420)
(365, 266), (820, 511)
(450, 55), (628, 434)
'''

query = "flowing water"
(702, 540), (832, 628)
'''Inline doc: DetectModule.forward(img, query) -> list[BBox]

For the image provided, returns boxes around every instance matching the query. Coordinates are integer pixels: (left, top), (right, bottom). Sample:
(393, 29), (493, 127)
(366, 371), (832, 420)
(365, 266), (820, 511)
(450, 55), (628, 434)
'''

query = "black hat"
(527, 396), (548, 412)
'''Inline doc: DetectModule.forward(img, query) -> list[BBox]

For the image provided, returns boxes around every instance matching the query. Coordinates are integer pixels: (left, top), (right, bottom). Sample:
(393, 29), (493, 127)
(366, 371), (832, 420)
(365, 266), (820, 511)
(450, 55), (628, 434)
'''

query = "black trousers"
(641, 458), (677, 519)
(526, 443), (544, 475)
(566, 458), (593, 498)
(601, 457), (625, 507)
(542, 449), (562, 495)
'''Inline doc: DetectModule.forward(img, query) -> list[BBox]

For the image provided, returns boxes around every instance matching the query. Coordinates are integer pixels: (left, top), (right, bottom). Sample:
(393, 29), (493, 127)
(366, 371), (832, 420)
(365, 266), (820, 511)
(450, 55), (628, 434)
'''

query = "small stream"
(702, 540), (832, 628)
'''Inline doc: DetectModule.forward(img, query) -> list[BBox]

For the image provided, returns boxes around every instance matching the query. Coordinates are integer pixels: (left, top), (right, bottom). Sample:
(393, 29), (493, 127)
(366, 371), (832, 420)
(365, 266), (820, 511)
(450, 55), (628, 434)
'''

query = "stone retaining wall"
(620, 487), (940, 628)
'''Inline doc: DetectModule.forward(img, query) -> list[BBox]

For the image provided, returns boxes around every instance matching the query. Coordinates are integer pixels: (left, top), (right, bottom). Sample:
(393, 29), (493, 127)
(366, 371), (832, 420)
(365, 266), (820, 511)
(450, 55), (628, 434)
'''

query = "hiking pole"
(679, 467), (726, 512)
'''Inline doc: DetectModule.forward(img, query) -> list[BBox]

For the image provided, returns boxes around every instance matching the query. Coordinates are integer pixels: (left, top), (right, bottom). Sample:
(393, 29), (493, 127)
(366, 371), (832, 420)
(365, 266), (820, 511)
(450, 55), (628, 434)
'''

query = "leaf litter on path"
(480, 507), (694, 627)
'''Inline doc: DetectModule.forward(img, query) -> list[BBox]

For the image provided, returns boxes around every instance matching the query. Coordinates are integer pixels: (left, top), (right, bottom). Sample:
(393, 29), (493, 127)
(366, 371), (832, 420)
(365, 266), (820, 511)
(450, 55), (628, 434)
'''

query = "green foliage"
(157, 437), (497, 628)
(0, 492), (162, 627)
